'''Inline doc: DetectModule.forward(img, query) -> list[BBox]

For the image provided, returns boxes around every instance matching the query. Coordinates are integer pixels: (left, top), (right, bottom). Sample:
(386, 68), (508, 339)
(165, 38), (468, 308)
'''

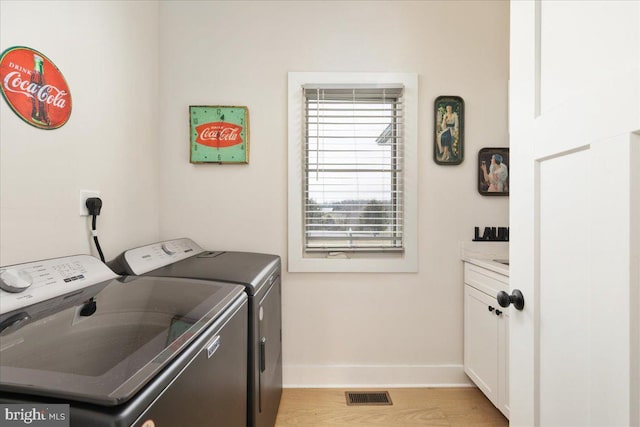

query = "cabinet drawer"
(464, 262), (509, 296)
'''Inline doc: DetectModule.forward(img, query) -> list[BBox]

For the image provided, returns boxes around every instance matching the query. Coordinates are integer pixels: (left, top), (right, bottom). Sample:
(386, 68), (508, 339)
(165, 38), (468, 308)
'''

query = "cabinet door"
(464, 284), (499, 406)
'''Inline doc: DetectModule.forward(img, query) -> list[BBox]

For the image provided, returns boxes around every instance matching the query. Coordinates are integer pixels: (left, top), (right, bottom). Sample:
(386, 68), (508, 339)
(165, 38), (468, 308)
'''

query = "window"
(288, 73), (418, 273)
(303, 85), (404, 252)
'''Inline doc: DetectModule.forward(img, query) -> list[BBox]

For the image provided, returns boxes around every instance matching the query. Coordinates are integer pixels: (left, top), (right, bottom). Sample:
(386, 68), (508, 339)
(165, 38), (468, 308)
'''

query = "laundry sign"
(473, 226), (509, 242)
(0, 46), (72, 129)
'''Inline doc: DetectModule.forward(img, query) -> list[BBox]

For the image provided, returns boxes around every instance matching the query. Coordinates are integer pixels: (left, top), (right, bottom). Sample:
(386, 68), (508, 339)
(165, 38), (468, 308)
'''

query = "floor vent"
(345, 391), (393, 406)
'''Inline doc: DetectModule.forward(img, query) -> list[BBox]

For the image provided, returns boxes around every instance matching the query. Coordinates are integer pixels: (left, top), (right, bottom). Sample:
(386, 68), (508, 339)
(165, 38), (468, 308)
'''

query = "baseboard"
(283, 364), (473, 388)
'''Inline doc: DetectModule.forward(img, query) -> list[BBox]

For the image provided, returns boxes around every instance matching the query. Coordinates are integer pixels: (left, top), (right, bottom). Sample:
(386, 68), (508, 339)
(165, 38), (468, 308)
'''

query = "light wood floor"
(275, 388), (508, 427)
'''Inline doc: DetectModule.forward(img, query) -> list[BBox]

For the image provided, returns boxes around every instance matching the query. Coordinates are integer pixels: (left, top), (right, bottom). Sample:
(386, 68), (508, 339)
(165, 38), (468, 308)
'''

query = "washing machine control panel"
(0, 255), (118, 314)
(123, 238), (205, 275)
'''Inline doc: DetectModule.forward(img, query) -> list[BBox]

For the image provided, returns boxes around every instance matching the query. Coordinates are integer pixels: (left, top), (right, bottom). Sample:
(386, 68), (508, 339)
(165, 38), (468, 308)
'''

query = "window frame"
(288, 72), (418, 273)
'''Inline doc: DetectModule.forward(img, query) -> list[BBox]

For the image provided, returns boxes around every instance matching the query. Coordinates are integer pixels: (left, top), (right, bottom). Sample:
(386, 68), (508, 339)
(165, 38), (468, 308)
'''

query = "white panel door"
(509, 1), (640, 426)
(538, 148), (591, 427)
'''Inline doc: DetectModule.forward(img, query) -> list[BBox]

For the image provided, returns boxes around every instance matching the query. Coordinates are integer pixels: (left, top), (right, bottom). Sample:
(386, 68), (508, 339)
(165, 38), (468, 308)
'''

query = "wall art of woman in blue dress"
(435, 98), (463, 164)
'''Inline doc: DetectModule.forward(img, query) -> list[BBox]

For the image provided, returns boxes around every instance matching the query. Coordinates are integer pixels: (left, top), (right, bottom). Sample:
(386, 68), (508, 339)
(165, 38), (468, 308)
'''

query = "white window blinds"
(303, 84), (404, 252)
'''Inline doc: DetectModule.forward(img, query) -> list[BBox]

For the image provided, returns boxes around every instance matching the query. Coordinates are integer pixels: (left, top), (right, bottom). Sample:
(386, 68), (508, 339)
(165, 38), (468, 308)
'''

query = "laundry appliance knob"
(0, 269), (33, 293)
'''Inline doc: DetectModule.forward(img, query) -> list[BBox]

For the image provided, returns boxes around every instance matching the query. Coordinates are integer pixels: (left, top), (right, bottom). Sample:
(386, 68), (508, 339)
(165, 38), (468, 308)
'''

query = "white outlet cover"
(80, 190), (101, 216)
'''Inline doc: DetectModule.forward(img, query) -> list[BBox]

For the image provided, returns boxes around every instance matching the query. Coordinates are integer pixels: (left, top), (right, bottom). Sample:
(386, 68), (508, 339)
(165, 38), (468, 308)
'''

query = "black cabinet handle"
(488, 306), (495, 312)
(497, 289), (525, 310)
(260, 337), (266, 372)
(495, 309), (502, 316)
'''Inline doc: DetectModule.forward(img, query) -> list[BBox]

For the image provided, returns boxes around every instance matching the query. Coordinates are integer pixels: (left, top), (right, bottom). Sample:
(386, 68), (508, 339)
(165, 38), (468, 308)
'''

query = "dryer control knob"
(161, 243), (176, 256)
(0, 269), (33, 293)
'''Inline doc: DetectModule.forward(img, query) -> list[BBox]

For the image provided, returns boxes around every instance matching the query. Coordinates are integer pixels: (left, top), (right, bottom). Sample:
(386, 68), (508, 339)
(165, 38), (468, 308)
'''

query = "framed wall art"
(190, 105), (249, 164)
(434, 95), (464, 165)
(478, 147), (509, 196)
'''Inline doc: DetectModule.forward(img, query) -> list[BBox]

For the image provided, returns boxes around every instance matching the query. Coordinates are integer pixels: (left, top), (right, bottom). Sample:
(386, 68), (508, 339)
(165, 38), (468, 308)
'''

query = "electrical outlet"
(79, 190), (101, 216)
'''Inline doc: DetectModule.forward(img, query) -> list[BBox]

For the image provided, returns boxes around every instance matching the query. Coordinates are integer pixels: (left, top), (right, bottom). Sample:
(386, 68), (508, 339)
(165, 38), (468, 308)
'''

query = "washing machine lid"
(145, 251), (280, 294)
(0, 257), (243, 406)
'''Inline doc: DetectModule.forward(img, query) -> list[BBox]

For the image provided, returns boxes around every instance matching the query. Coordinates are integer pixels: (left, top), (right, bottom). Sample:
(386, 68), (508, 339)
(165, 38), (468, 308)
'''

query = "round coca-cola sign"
(0, 46), (72, 129)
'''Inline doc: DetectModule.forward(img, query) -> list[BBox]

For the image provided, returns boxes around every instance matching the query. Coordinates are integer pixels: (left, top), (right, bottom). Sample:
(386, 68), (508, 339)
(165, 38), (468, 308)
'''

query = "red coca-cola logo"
(195, 122), (243, 148)
(0, 46), (72, 129)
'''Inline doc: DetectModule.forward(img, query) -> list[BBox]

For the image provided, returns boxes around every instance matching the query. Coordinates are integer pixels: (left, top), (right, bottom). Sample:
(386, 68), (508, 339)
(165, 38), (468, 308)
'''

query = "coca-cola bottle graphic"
(30, 54), (49, 125)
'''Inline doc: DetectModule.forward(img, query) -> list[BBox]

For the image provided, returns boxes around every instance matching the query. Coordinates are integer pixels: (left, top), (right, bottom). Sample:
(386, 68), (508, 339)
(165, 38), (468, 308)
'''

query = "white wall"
(0, 1), (161, 265)
(158, 1), (510, 386)
(0, 0), (510, 387)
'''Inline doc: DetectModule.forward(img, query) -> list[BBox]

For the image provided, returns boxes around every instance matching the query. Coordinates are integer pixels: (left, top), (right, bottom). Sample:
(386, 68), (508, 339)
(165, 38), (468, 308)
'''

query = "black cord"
(91, 214), (105, 263)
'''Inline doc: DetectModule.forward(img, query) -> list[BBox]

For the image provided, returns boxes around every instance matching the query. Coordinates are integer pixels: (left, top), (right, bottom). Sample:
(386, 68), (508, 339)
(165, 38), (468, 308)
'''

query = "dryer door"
(257, 276), (282, 427)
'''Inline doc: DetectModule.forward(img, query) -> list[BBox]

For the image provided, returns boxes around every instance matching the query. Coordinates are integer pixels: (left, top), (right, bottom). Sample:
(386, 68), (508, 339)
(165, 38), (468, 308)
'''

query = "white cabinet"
(463, 261), (509, 419)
